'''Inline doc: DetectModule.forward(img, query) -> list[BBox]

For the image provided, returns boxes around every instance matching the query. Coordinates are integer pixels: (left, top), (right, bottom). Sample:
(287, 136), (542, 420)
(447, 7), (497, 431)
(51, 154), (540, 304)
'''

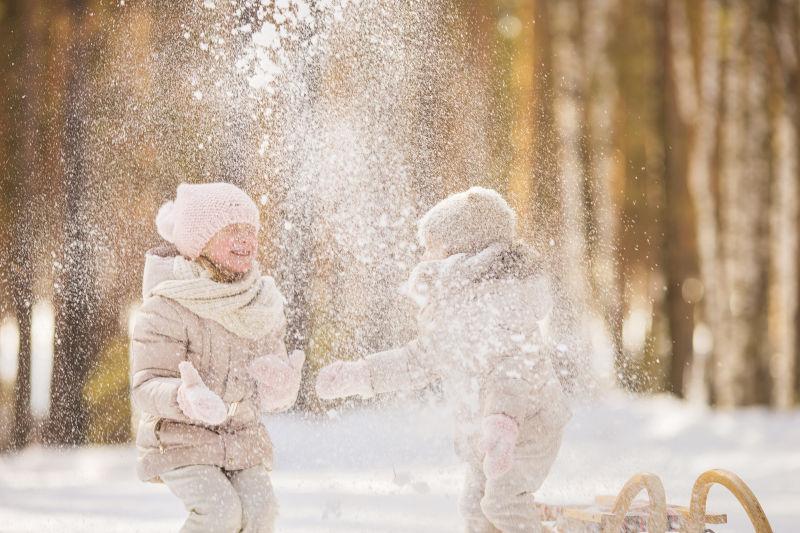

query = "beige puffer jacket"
(130, 245), (287, 482)
(364, 243), (572, 459)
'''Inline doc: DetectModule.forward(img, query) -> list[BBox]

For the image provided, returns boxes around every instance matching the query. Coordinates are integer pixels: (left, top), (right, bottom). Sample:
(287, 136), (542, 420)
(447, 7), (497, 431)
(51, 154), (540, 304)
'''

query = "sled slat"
(672, 505), (727, 524)
(594, 495), (727, 524)
(562, 507), (604, 523)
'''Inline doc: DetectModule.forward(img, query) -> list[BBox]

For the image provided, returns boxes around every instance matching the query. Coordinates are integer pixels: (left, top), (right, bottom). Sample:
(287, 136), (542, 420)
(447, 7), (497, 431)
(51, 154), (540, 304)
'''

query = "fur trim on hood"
(400, 242), (545, 308)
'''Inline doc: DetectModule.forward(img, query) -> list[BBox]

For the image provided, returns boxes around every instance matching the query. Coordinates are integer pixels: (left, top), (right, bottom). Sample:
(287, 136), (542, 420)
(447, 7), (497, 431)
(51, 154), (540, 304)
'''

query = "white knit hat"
(418, 187), (516, 256)
(155, 182), (260, 259)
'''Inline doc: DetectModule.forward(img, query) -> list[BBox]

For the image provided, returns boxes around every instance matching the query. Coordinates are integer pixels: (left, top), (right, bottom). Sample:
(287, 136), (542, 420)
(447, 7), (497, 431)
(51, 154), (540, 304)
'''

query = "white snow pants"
(161, 463), (277, 533)
(459, 432), (562, 533)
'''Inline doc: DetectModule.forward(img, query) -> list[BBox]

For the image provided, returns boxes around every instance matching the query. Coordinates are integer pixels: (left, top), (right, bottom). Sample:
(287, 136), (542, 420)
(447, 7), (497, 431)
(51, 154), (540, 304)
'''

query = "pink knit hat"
(155, 183), (260, 259)
(418, 186), (516, 256)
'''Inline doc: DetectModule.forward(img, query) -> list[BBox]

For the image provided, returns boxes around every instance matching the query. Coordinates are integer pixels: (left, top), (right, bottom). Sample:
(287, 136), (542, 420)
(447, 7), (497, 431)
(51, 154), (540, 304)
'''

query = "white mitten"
(177, 361), (227, 425)
(315, 360), (374, 400)
(479, 413), (519, 479)
(249, 350), (305, 411)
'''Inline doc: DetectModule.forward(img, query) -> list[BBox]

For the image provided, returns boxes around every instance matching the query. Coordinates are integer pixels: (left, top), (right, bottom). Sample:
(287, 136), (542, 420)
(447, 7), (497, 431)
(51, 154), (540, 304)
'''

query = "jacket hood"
(142, 243), (181, 299)
(400, 242), (546, 308)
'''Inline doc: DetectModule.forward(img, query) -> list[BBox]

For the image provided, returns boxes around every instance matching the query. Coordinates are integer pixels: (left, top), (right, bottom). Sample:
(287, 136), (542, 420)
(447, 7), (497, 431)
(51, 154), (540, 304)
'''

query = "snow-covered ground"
(0, 394), (798, 532)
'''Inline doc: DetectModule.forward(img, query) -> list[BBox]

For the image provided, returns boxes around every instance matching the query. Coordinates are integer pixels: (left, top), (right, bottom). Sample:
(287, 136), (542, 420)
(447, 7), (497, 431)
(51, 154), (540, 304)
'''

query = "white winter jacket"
(364, 243), (572, 458)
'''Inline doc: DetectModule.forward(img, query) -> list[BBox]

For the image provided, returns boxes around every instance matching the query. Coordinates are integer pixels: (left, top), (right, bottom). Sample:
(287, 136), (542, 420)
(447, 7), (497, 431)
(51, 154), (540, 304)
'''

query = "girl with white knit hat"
(130, 182), (304, 533)
(316, 187), (571, 533)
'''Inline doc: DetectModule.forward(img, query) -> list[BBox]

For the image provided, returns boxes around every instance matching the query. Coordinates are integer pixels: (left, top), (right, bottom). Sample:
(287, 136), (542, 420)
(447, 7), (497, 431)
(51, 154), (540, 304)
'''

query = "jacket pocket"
(155, 419), (211, 451)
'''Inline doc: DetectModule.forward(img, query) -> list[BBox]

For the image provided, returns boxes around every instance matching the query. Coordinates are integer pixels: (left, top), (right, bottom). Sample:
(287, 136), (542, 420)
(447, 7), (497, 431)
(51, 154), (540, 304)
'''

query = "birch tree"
(766, 0), (799, 409)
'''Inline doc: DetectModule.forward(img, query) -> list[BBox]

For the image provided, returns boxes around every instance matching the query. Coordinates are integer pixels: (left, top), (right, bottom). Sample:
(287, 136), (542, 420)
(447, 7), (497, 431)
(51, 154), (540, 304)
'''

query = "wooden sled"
(536, 469), (773, 532)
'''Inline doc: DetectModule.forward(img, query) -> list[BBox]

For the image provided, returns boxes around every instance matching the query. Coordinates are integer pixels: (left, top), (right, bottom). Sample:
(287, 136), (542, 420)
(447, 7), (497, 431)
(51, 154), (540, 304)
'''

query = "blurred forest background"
(1, 0), (799, 451)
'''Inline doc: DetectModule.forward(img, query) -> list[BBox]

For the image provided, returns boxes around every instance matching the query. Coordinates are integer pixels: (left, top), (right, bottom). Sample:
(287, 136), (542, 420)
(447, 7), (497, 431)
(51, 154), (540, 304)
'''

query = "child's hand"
(479, 413), (519, 479)
(177, 361), (227, 425)
(315, 360), (373, 400)
(249, 350), (305, 411)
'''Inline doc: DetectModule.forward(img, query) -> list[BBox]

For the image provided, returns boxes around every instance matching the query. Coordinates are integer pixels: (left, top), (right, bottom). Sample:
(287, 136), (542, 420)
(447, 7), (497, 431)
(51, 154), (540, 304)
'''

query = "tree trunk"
(717, 0), (772, 406)
(548, 0), (595, 391)
(668, 0), (723, 404)
(767, 95), (798, 409)
(766, 0), (800, 409)
(45, 0), (103, 445)
(660, 0), (699, 397)
(580, 0), (625, 384)
(505, 0), (537, 230)
(6, 0), (41, 450)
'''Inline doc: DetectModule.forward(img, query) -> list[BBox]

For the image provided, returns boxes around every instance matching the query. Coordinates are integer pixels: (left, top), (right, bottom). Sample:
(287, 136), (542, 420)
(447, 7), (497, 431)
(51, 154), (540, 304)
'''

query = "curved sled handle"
(602, 472), (668, 533)
(685, 469), (772, 533)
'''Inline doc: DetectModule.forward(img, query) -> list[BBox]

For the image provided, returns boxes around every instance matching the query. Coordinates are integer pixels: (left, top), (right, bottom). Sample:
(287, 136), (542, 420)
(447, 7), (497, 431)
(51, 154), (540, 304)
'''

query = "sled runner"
(537, 469), (773, 532)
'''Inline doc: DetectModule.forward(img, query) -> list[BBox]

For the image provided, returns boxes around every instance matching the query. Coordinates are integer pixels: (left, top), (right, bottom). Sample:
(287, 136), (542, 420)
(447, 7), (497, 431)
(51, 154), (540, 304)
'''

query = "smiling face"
(201, 223), (259, 274)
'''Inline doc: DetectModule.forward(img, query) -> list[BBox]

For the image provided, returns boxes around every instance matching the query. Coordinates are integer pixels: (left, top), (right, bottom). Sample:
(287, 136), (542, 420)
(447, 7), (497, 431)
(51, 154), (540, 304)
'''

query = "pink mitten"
(479, 414), (519, 479)
(177, 361), (227, 425)
(248, 350), (305, 411)
(315, 360), (373, 400)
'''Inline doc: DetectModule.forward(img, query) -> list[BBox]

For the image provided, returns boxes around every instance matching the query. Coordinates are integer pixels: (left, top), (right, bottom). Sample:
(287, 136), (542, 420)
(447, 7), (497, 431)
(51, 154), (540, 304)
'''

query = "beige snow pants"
(459, 432), (563, 533)
(161, 463), (277, 533)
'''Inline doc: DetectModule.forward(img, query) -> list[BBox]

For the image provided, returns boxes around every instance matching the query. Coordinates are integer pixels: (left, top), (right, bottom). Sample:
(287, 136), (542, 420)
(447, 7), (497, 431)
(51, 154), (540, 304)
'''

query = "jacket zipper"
(154, 418), (166, 454)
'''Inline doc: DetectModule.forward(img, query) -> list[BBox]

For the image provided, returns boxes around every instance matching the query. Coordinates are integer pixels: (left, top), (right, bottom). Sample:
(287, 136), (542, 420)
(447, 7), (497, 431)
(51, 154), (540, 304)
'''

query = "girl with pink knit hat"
(130, 182), (304, 533)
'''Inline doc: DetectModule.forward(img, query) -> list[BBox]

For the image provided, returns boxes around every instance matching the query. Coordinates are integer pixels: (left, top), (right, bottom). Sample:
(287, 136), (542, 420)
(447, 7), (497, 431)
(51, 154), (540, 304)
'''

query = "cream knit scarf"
(149, 256), (285, 340)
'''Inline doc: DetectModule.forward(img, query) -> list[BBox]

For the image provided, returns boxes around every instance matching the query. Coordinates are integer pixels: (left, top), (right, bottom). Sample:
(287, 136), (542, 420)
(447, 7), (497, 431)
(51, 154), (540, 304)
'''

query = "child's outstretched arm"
(316, 338), (436, 400)
(365, 338), (437, 394)
(130, 298), (191, 422)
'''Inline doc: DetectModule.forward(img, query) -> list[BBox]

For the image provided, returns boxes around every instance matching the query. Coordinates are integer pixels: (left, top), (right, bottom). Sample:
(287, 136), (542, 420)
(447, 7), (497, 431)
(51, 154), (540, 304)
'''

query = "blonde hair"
(195, 255), (247, 283)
